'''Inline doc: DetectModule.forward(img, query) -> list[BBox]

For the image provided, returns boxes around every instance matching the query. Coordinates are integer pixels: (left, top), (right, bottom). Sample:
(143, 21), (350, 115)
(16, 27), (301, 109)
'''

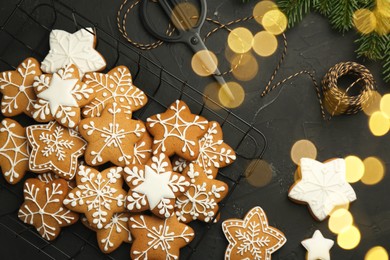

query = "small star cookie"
(79, 102), (146, 166)
(129, 214), (194, 260)
(124, 153), (190, 218)
(18, 178), (79, 240)
(301, 230), (334, 260)
(222, 206), (286, 260)
(32, 64), (95, 128)
(0, 119), (29, 184)
(82, 65), (148, 117)
(146, 100), (209, 161)
(0, 57), (41, 117)
(63, 165), (127, 229)
(26, 121), (86, 180)
(288, 158), (357, 221)
(41, 27), (106, 75)
(175, 163), (228, 223)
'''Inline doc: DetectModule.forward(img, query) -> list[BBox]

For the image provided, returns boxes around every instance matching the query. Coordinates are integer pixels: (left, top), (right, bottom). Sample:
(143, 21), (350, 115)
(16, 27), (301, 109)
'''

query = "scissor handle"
(140, 0), (207, 44)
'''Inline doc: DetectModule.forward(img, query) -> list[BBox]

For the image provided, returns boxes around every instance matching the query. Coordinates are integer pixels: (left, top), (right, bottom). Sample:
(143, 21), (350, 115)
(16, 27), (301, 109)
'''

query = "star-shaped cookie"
(124, 153), (190, 218)
(0, 57), (41, 117)
(26, 121), (86, 180)
(32, 64), (95, 128)
(146, 100), (209, 161)
(79, 102), (146, 166)
(63, 165), (127, 229)
(288, 158), (357, 221)
(301, 230), (334, 260)
(18, 178), (79, 240)
(41, 27), (106, 75)
(175, 163), (228, 223)
(0, 119), (29, 184)
(222, 206), (286, 260)
(129, 214), (194, 260)
(82, 66), (147, 117)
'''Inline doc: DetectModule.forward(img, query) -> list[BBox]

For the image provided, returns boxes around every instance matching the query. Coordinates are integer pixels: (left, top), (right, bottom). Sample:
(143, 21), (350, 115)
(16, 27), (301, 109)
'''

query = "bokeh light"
(203, 82), (222, 111)
(231, 52), (259, 81)
(362, 157), (385, 185)
(218, 82), (245, 108)
(328, 208), (354, 234)
(191, 50), (218, 76)
(290, 139), (317, 165)
(380, 94), (390, 118)
(253, 31), (278, 57)
(345, 155), (365, 183)
(337, 225), (361, 250)
(227, 27), (254, 54)
(262, 9), (287, 35)
(365, 246), (389, 260)
(362, 90), (381, 116)
(369, 111), (390, 136)
(353, 9), (377, 34)
(253, 1), (278, 25)
(171, 2), (199, 30)
(245, 159), (273, 187)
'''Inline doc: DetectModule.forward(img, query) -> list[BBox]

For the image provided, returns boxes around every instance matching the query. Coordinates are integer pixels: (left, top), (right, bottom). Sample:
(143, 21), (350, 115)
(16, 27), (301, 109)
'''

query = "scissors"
(140, 0), (235, 100)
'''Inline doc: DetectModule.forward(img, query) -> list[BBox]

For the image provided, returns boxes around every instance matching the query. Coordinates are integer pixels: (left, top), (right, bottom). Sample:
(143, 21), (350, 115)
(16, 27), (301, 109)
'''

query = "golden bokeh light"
(262, 10), (288, 35)
(227, 27), (254, 54)
(337, 225), (361, 250)
(377, 0), (390, 18)
(203, 82), (222, 111)
(369, 111), (390, 136)
(365, 246), (389, 260)
(231, 52), (259, 81)
(218, 82), (245, 108)
(380, 94), (390, 118)
(373, 8), (390, 35)
(290, 139), (317, 165)
(253, 1), (278, 25)
(362, 157), (385, 185)
(245, 159), (273, 187)
(191, 50), (218, 77)
(353, 9), (377, 34)
(362, 90), (382, 116)
(171, 2), (199, 30)
(328, 208), (354, 234)
(253, 31), (278, 57)
(345, 155), (365, 183)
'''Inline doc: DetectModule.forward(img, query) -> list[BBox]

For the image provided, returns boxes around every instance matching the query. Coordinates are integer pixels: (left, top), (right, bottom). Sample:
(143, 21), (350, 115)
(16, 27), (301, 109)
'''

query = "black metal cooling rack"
(0, 0), (267, 259)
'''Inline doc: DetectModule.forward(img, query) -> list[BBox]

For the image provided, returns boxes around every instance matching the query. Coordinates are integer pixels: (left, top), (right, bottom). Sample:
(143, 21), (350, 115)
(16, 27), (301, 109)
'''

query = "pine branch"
(383, 40), (390, 82)
(355, 32), (388, 60)
(328, 0), (359, 32)
(276, 0), (313, 27)
(314, 0), (333, 15)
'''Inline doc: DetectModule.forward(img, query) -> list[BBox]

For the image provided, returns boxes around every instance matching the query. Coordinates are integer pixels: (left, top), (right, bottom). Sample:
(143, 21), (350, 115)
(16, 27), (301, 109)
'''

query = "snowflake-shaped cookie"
(0, 57), (41, 117)
(18, 178), (79, 240)
(32, 64), (95, 128)
(124, 153), (190, 218)
(175, 163), (228, 223)
(0, 119), (29, 184)
(129, 214), (194, 260)
(79, 102), (146, 166)
(146, 100), (209, 161)
(41, 27), (106, 75)
(63, 165), (126, 229)
(222, 206), (286, 260)
(82, 66), (147, 117)
(288, 158), (357, 221)
(26, 121), (86, 180)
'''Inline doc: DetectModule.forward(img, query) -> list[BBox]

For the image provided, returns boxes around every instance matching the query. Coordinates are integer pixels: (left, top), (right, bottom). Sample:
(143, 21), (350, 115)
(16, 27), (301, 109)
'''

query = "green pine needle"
(277, 0), (313, 27)
(356, 33), (388, 61)
(383, 40), (390, 82)
(328, 0), (359, 32)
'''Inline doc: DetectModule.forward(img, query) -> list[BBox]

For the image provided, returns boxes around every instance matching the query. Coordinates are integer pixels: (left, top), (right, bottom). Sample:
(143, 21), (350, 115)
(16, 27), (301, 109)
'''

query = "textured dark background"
(0, 0), (389, 259)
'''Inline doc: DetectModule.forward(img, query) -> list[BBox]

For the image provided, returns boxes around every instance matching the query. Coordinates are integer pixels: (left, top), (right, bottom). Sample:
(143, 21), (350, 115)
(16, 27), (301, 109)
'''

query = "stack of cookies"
(0, 27), (237, 258)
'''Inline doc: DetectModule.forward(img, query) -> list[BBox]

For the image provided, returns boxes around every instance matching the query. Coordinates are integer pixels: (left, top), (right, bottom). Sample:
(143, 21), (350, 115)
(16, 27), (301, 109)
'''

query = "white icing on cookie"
(301, 230), (334, 260)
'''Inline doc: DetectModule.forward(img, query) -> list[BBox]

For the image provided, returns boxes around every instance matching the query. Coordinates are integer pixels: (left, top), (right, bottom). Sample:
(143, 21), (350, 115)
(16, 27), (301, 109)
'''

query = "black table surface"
(0, 0), (389, 259)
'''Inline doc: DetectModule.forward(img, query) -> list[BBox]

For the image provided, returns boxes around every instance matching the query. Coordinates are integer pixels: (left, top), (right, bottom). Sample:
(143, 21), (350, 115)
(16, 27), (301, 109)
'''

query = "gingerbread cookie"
(288, 158), (357, 221)
(222, 206), (286, 260)
(0, 119), (29, 184)
(32, 64), (95, 128)
(129, 214), (194, 260)
(79, 102), (146, 166)
(176, 163), (228, 223)
(301, 230), (334, 260)
(63, 165), (127, 229)
(0, 57), (41, 117)
(132, 131), (152, 165)
(18, 178), (79, 240)
(41, 27), (106, 75)
(37, 172), (76, 191)
(146, 100), (209, 161)
(26, 121), (86, 180)
(82, 65), (148, 117)
(124, 153), (190, 218)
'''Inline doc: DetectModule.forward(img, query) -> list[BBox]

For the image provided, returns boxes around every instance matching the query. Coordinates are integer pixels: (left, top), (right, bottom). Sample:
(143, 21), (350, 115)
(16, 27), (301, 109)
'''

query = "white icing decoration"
(132, 137), (152, 165)
(301, 230), (334, 260)
(37, 172), (75, 190)
(41, 28), (106, 75)
(39, 125), (74, 160)
(172, 157), (188, 173)
(288, 158), (357, 221)
(99, 213), (132, 252)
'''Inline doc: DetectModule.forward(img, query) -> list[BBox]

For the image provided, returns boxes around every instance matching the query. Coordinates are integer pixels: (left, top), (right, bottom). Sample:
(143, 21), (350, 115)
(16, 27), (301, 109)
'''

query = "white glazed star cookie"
(301, 230), (334, 260)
